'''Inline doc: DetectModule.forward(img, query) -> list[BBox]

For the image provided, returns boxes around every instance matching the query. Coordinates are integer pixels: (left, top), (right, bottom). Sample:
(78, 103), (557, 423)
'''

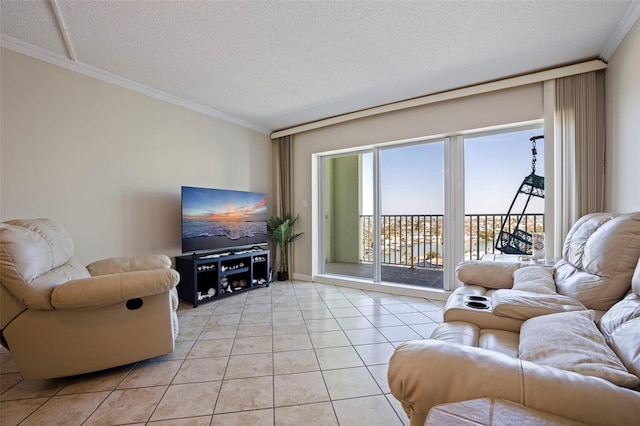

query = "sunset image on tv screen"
(181, 187), (268, 253)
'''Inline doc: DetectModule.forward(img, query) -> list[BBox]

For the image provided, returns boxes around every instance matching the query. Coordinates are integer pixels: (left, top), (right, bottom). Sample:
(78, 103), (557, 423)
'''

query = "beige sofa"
(0, 219), (180, 379)
(388, 212), (640, 425)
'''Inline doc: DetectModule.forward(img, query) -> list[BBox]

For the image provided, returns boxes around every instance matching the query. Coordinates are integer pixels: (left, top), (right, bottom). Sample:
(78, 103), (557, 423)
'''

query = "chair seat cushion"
(431, 322), (519, 358)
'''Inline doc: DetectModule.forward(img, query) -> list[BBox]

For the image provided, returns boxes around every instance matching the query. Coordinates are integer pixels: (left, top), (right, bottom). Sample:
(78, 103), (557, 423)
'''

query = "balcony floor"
(324, 262), (444, 290)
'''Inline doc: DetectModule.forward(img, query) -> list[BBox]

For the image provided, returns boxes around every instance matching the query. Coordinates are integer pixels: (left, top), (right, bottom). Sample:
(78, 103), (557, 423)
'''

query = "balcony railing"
(360, 213), (544, 269)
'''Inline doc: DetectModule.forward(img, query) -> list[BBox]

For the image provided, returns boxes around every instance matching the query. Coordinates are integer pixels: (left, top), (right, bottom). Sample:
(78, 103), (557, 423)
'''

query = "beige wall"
(0, 48), (272, 265)
(292, 84), (543, 278)
(605, 19), (640, 212)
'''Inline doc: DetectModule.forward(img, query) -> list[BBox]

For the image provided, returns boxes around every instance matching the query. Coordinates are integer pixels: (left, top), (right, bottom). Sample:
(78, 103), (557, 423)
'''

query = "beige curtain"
(272, 135), (294, 273)
(554, 70), (606, 251)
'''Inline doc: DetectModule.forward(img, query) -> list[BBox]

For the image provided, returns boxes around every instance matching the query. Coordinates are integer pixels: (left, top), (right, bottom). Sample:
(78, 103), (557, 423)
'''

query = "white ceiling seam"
(270, 59), (608, 139)
(49, 0), (76, 61)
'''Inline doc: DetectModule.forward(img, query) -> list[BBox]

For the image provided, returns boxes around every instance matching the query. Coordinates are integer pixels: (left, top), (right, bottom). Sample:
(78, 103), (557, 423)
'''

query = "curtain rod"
(270, 59), (607, 140)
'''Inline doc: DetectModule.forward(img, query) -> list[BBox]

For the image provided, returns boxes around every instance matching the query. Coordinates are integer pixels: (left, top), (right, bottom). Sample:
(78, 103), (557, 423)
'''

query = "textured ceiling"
(1, 1), (638, 134)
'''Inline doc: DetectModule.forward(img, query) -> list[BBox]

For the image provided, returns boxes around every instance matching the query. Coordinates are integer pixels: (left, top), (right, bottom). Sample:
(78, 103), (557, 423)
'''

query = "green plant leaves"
(267, 214), (303, 273)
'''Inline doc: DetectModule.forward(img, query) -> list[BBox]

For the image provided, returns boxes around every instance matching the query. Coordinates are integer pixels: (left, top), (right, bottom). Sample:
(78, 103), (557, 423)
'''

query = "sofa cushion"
(519, 310), (639, 388)
(492, 289), (585, 320)
(512, 265), (556, 294)
(599, 293), (640, 379)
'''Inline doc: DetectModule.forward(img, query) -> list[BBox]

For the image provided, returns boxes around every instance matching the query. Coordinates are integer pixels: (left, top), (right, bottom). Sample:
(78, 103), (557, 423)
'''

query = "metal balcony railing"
(360, 213), (544, 269)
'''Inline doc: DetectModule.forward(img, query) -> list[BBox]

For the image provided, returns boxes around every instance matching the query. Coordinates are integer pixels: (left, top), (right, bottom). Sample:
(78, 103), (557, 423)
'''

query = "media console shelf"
(175, 248), (270, 307)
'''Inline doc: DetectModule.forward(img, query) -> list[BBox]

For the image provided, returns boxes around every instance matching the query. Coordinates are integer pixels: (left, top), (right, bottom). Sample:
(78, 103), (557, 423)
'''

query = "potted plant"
(267, 214), (303, 281)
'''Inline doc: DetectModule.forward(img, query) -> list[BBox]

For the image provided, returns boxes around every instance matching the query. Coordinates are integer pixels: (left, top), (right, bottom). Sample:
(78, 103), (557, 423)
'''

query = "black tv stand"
(176, 248), (270, 307)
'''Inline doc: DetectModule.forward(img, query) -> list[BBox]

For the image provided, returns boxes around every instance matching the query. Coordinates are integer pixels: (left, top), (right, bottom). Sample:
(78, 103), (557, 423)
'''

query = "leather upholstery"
(491, 289), (586, 319)
(555, 212), (640, 311)
(599, 290), (640, 378)
(443, 286), (524, 332)
(389, 212), (640, 425)
(455, 261), (522, 289)
(389, 339), (640, 426)
(448, 212), (640, 328)
(0, 218), (180, 379)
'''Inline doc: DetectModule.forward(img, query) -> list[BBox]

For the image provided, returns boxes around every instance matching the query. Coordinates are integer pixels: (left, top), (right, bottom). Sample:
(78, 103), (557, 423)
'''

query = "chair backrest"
(555, 212), (640, 311)
(0, 219), (90, 327)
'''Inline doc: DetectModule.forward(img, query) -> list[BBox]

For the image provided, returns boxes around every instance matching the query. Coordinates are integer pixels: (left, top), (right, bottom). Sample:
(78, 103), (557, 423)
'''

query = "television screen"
(181, 186), (268, 253)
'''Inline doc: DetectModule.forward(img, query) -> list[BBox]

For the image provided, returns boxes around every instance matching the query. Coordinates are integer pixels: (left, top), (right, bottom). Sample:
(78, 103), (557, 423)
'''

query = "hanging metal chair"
(495, 135), (544, 255)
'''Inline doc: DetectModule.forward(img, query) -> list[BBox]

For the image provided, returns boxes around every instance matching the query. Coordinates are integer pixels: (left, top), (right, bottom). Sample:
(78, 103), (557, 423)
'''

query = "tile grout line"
(1, 281), (441, 425)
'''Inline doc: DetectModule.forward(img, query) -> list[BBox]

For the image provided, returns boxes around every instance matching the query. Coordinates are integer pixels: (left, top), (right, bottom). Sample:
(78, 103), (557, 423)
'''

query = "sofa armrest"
(87, 255), (172, 276)
(491, 289), (587, 320)
(51, 269), (179, 309)
(455, 261), (522, 289)
(388, 340), (640, 426)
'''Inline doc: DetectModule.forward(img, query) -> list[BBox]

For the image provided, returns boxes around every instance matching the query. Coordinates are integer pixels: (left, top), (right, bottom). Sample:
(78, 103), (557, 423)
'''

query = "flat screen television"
(181, 186), (268, 254)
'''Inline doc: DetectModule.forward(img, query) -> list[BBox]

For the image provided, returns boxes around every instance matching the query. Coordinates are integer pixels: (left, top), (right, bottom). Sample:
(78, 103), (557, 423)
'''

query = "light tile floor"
(0, 281), (445, 425)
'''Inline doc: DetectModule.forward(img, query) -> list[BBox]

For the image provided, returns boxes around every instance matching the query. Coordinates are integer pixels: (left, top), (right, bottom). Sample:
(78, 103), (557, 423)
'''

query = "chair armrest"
(491, 289), (587, 320)
(455, 261), (522, 289)
(388, 339), (640, 426)
(87, 255), (172, 276)
(51, 269), (179, 309)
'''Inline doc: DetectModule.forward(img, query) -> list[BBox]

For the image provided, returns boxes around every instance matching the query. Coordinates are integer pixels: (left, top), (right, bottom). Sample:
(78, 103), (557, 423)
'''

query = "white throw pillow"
(519, 310), (640, 388)
(512, 265), (556, 294)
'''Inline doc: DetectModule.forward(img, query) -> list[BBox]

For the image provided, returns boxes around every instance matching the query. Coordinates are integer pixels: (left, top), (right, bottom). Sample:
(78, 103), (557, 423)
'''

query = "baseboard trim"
(311, 274), (450, 301)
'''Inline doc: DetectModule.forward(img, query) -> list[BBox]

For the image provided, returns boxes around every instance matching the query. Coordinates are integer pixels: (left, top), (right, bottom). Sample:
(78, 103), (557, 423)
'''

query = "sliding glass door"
(322, 152), (373, 280)
(318, 122), (544, 290)
(378, 142), (444, 288)
(464, 127), (545, 261)
(320, 141), (445, 288)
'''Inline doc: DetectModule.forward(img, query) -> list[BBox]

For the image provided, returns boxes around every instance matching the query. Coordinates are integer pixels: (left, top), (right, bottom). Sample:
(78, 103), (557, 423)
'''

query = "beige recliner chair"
(0, 218), (180, 380)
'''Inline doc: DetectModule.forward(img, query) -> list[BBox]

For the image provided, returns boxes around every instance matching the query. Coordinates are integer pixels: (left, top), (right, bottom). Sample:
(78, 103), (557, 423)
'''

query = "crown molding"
(601, 0), (640, 61)
(0, 35), (271, 135)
